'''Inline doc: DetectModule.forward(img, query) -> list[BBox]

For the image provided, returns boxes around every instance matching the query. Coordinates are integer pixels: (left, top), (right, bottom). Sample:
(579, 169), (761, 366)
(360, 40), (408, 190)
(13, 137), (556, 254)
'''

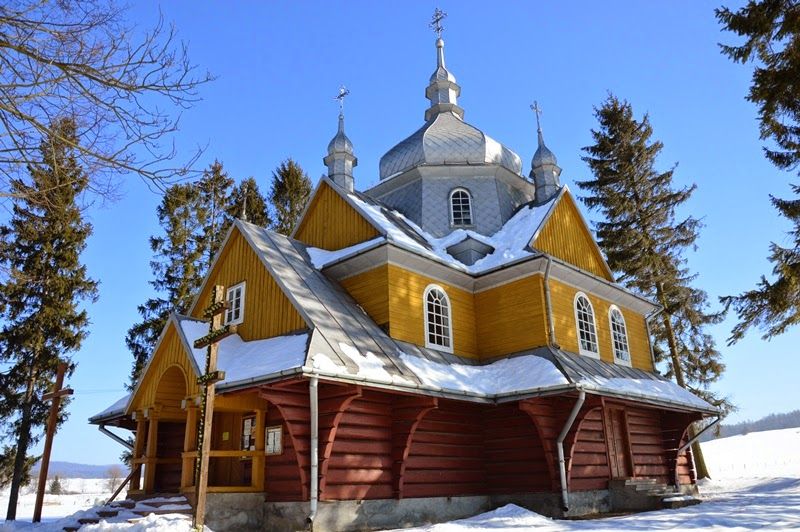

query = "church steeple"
(324, 86), (357, 191)
(530, 101), (562, 204)
(425, 9), (464, 122)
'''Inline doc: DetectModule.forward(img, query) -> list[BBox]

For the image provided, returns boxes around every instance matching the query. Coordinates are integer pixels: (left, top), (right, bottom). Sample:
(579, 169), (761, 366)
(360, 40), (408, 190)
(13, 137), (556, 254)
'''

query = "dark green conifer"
(227, 177), (271, 228)
(717, 1), (800, 342)
(197, 160), (234, 267)
(0, 117), (97, 519)
(579, 95), (729, 478)
(269, 159), (312, 235)
(125, 183), (204, 385)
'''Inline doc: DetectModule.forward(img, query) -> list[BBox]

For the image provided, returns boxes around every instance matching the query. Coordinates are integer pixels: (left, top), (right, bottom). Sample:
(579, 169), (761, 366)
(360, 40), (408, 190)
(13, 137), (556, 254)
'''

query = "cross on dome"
(334, 85), (350, 115)
(429, 8), (447, 38)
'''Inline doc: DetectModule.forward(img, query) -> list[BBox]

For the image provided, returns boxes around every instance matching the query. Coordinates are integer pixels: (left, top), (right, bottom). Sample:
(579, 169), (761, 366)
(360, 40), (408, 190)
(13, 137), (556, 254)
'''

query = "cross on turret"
(429, 8), (447, 38)
(334, 85), (350, 114)
(531, 101), (543, 132)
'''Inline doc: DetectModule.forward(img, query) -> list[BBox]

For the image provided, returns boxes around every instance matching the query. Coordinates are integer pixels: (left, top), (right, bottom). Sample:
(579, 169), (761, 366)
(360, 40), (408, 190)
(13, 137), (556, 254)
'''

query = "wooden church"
(91, 17), (718, 532)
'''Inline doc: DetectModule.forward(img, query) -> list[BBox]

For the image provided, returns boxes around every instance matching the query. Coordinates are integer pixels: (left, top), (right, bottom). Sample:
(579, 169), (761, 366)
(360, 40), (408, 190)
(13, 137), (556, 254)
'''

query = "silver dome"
(379, 111), (523, 179)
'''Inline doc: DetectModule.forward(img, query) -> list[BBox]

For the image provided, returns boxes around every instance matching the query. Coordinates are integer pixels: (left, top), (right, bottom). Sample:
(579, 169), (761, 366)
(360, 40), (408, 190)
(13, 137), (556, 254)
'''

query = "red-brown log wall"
(628, 407), (671, 484)
(323, 389), (394, 500)
(402, 400), (486, 498)
(264, 392), (309, 502)
(569, 408), (611, 491)
(484, 402), (551, 493)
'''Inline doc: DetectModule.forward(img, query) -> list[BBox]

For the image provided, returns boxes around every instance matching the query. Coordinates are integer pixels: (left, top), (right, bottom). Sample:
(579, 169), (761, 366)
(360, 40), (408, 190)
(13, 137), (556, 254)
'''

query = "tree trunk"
(5, 368), (36, 521)
(656, 283), (711, 479)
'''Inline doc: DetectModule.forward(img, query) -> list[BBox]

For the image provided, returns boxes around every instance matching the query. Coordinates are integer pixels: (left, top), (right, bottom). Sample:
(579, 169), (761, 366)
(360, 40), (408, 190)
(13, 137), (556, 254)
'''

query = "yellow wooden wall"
(294, 181), (380, 250)
(475, 276), (549, 358)
(387, 265), (478, 358)
(340, 265), (390, 327)
(533, 193), (613, 281)
(191, 228), (306, 342)
(130, 322), (200, 416)
(549, 279), (653, 370)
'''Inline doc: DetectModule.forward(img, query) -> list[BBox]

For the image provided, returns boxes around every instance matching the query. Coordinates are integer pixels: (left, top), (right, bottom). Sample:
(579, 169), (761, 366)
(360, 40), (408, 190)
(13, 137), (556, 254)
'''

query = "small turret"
(530, 102), (562, 204)
(424, 8), (463, 122)
(324, 87), (357, 191)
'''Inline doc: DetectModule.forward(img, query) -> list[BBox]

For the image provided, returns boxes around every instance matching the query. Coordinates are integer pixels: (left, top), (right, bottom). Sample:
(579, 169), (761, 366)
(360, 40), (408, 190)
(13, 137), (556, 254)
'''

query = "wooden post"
(130, 413), (146, 491)
(182, 405), (198, 489)
(193, 285), (236, 529)
(32, 362), (73, 523)
(252, 409), (265, 490)
(144, 409), (160, 493)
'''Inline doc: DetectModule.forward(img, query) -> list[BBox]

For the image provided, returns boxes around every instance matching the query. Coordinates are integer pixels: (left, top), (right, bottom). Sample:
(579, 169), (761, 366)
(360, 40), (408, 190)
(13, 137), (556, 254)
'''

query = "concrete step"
(96, 509), (119, 518)
(77, 517), (100, 525)
(110, 499), (136, 509)
(661, 496), (702, 510)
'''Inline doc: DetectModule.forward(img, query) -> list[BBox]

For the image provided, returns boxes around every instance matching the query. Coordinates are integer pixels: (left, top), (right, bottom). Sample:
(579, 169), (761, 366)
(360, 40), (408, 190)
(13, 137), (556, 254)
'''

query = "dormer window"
(574, 292), (599, 358)
(225, 282), (246, 326)
(423, 284), (453, 353)
(449, 188), (473, 227)
(609, 306), (631, 365)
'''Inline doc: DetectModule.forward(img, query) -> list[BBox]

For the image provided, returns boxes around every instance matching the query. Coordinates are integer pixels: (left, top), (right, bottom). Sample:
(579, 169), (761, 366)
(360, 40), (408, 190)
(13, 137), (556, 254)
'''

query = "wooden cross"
(429, 8), (447, 38)
(192, 285), (236, 529)
(32, 362), (73, 523)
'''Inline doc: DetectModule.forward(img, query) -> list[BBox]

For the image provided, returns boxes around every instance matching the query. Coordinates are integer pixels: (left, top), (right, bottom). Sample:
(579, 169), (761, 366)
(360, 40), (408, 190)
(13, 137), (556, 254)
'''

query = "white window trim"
(225, 281), (246, 326)
(573, 291), (600, 359)
(423, 284), (454, 354)
(608, 305), (632, 367)
(449, 187), (473, 227)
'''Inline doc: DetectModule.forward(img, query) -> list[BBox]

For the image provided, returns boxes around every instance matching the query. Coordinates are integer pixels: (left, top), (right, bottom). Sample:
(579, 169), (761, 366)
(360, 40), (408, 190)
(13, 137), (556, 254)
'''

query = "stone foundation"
(205, 492), (264, 531)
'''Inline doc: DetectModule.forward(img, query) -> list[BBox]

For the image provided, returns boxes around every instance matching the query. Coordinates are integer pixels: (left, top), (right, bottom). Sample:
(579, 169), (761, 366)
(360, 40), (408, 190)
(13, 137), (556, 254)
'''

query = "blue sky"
(30, 1), (799, 465)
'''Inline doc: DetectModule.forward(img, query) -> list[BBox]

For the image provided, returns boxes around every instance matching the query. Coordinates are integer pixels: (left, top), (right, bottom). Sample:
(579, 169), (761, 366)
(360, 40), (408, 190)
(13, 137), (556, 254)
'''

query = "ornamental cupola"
(530, 102), (562, 204)
(323, 86), (357, 191)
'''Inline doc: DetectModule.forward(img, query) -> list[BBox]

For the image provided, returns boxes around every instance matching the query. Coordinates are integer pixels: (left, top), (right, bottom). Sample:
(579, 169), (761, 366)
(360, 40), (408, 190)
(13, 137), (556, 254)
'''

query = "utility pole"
(192, 286), (235, 530)
(32, 361), (73, 523)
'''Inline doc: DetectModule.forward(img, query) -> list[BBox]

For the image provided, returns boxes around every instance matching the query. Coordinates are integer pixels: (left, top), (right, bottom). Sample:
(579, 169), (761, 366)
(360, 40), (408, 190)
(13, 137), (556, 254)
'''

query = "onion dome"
(379, 37), (522, 180)
(324, 112), (357, 191)
(529, 104), (562, 204)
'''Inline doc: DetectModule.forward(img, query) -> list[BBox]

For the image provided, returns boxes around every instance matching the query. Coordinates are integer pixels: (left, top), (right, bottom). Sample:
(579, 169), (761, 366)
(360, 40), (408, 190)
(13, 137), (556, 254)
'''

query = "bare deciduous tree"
(105, 465), (123, 492)
(0, 0), (212, 201)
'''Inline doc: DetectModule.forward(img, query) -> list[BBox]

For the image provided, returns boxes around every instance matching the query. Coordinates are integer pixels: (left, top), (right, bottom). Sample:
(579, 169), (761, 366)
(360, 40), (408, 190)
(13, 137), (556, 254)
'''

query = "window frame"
(608, 305), (632, 366)
(225, 281), (246, 326)
(449, 187), (474, 227)
(423, 284), (454, 354)
(573, 292), (600, 359)
(265, 425), (283, 456)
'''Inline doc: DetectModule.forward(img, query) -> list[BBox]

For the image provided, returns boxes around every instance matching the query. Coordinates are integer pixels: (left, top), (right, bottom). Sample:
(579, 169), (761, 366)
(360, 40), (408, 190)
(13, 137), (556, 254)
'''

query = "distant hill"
(700, 409), (800, 442)
(31, 461), (126, 479)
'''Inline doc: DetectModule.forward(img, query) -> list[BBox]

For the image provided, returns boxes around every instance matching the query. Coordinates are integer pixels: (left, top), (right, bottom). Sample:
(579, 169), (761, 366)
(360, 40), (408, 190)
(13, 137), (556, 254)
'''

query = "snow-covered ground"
(1, 427), (799, 530)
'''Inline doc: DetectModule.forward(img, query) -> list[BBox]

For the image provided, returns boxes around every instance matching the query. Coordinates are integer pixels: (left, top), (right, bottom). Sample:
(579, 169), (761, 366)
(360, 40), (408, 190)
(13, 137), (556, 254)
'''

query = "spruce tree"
(269, 159), (312, 235)
(125, 183), (204, 385)
(717, 1), (800, 342)
(0, 117), (98, 520)
(227, 177), (271, 228)
(197, 160), (234, 267)
(579, 95), (729, 478)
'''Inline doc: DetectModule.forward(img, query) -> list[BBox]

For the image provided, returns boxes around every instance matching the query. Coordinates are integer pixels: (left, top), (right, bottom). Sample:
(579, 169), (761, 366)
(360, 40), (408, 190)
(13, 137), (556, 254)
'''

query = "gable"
(190, 227), (306, 341)
(128, 319), (200, 417)
(532, 191), (614, 281)
(293, 179), (380, 250)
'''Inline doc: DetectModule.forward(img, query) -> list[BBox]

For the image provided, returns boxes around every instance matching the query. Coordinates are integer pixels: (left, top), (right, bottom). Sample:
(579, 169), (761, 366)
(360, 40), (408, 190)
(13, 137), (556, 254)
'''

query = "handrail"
(106, 463), (141, 505)
(181, 450), (260, 459)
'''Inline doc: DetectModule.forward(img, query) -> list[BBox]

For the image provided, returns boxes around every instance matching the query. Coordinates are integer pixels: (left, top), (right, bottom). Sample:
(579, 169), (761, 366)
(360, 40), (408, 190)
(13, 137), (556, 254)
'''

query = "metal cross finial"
(334, 85), (350, 113)
(531, 101), (543, 132)
(430, 8), (447, 38)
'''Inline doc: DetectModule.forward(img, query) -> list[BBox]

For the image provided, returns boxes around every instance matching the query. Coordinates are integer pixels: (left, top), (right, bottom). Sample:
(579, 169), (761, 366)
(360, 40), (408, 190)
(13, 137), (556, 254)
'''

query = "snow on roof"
(307, 236), (385, 269)
(90, 393), (130, 421)
(177, 316), (308, 389)
(579, 375), (715, 412)
(399, 351), (570, 395)
(343, 189), (561, 275)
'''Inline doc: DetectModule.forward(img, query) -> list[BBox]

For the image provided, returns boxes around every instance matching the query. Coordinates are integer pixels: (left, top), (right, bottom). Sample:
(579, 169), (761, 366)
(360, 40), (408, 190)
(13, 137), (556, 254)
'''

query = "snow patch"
(306, 237), (384, 269)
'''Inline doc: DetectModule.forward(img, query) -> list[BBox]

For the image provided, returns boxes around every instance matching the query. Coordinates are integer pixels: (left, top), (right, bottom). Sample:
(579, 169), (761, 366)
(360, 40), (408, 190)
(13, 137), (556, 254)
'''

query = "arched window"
(423, 284), (453, 352)
(449, 188), (473, 226)
(574, 293), (599, 358)
(609, 306), (631, 365)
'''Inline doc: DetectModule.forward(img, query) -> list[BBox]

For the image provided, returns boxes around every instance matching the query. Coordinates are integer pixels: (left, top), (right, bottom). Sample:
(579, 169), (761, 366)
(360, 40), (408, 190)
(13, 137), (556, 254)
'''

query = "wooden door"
(605, 407), (633, 478)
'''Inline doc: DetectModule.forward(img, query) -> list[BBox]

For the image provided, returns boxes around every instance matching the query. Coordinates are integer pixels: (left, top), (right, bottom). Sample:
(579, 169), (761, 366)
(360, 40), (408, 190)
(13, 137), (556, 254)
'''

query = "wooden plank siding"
(549, 278), (654, 371)
(294, 180), (380, 251)
(569, 408), (611, 491)
(130, 322), (199, 415)
(533, 192), (613, 281)
(475, 276), (548, 357)
(340, 265), (390, 328)
(191, 228), (306, 342)
(387, 264), (478, 358)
